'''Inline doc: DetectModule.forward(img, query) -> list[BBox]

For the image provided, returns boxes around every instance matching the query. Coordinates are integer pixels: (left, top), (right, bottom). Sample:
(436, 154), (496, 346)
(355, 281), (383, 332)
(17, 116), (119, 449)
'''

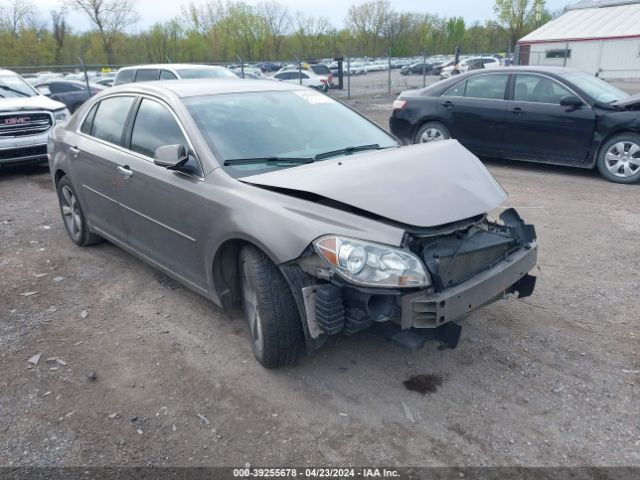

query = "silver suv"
(1, 69), (69, 167)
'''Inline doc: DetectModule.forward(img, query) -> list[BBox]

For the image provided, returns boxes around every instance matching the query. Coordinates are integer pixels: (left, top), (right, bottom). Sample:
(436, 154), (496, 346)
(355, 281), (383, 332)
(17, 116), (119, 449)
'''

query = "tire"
(414, 121), (451, 144)
(56, 176), (103, 246)
(596, 133), (640, 184)
(238, 245), (305, 368)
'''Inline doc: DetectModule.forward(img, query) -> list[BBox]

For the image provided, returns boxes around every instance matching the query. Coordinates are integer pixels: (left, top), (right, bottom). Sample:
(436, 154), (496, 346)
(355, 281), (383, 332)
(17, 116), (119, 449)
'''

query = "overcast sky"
(34, 0), (573, 30)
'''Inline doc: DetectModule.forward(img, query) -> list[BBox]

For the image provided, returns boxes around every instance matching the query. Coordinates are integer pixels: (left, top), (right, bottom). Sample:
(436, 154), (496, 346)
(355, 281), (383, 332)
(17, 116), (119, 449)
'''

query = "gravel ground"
(0, 92), (639, 469)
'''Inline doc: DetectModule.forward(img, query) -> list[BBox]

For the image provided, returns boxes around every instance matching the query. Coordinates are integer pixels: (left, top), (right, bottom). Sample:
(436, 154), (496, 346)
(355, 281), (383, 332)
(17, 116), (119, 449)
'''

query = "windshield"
(310, 65), (330, 75)
(563, 72), (628, 103)
(0, 74), (38, 98)
(185, 90), (397, 177)
(176, 68), (237, 79)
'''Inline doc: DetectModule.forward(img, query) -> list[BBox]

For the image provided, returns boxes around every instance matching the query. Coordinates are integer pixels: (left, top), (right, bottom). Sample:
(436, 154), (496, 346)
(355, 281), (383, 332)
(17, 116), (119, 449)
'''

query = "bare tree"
(67, 0), (138, 64)
(0, 0), (36, 36)
(51, 8), (67, 63)
(293, 12), (329, 60)
(257, 1), (290, 60)
(345, 0), (394, 57)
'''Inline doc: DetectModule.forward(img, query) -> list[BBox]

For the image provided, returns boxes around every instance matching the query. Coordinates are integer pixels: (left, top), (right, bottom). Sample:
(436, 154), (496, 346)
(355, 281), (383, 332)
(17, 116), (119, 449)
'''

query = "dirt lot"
(1, 97), (639, 469)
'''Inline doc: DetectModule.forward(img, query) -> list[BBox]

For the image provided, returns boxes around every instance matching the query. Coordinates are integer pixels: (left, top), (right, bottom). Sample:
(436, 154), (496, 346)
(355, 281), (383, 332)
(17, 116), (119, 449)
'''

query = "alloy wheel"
(60, 185), (82, 241)
(605, 141), (640, 178)
(420, 127), (446, 143)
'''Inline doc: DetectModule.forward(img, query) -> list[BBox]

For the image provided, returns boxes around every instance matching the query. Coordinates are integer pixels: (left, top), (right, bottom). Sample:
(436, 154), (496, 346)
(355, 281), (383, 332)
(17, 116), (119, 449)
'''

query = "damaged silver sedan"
(48, 79), (537, 368)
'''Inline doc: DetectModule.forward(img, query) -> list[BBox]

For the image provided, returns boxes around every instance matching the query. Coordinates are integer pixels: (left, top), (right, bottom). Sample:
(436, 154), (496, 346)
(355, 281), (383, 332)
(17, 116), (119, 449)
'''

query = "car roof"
(105, 78), (307, 98)
(0, 69), (18, 76)
(118, 64), (228, 72)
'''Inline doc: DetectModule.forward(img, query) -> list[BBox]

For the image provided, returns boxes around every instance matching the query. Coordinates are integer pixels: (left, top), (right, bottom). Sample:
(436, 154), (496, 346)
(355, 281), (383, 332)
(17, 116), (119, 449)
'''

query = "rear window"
(310, 65), (330, 75)
(135, 69), (160, 82)
(90, 96), (135, 145)
(175, 68), (237, 79)
(114, 69), (135, 85)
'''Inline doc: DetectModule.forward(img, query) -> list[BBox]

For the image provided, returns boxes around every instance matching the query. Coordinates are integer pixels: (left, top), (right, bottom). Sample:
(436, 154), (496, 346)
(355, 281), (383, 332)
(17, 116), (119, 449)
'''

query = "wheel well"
(54, 169), (66, 186)
(412, 118), (445, 142)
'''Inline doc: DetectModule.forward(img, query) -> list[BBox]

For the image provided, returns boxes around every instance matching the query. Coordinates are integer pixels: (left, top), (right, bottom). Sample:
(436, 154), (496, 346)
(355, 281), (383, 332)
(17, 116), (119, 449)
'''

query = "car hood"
(242, 140), (507, 228)
(610, 94), (640, 109)
(0, 95), (66, 113)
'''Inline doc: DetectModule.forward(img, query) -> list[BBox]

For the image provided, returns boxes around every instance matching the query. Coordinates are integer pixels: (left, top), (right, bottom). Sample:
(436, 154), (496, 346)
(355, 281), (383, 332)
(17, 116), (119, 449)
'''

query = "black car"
(390, 66), (640, 184)
(35, 80), (104, 113)
(401, 62), (437, 76)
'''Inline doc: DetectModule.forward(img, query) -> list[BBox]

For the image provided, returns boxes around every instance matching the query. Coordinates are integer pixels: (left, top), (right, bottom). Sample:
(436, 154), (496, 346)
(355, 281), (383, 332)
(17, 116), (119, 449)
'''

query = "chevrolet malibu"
(48, 80), (538, 368)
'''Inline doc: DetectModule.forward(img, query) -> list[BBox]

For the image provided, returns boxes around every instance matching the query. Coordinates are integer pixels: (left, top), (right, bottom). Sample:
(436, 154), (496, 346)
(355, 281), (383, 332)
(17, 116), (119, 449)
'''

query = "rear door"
(72, 95), (136, 242)
(117, 96), (209, 288)
(503, 73), (595, 164)
(438, 72), (509, 157)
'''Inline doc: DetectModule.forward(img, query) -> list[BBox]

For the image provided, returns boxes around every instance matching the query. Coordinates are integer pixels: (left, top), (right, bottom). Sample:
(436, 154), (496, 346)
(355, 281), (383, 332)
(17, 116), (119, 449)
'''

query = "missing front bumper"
(401, 244), (537, 329)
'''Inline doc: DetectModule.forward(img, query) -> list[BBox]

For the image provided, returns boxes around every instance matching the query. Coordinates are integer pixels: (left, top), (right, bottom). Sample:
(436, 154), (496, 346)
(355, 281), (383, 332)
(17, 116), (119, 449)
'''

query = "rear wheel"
(414, 121), (451, 144)
(56, 176), (102, 246)
(596, 133), (640, 184)
(238, 245), (304, 368)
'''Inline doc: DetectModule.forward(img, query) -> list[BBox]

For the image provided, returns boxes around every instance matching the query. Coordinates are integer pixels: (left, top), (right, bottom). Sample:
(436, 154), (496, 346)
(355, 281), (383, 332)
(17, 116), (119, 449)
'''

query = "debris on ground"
(20, 291), (38, 297)
(401, 401), (415, 423)
(53, 276), (66, 283)
(196, 413), (210, 425)
(87, 371), (97, 381)
(80, 310), (89, 319)
(27, 353), (41, 365)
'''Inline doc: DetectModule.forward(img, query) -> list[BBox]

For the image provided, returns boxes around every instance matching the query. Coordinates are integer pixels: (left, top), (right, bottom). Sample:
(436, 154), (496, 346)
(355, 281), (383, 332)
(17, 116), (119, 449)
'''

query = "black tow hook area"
(370, 322), (462, 352)
(507, 273), (537, 298)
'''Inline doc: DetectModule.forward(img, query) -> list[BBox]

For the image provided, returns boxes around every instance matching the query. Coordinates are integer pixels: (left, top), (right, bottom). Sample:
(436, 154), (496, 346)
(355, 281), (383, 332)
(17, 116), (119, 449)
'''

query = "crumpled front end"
(281, 208), (537, 353)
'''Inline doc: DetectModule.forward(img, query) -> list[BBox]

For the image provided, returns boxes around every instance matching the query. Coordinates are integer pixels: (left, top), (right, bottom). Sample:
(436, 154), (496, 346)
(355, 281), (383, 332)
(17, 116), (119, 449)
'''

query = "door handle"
(442, 101), (454, 108)
(117, 165), (133, 178)
(69, 146), (80, 158)
(511, 107), (523, 115)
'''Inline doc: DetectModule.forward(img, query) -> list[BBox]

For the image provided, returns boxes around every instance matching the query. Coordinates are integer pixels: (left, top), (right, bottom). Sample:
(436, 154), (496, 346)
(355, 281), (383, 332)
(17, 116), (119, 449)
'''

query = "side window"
(115, 69), (135, 85)
(160, 70), (177, 80)
(130, 99), (188, 158)
(81, 103), (99, 134)
(300, 72), (309, 79)
(90, 96), (135, 145)
(443, 80), (466, 97)
(514, 74), (573, 104)
(135, 69), (160, 82)
(464, 74), (508, 100)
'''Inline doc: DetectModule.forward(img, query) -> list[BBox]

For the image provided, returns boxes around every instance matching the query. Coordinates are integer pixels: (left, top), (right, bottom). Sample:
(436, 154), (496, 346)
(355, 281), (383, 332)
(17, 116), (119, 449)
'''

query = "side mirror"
(154, 144), (188, 170)
(560, 95), (583, 108)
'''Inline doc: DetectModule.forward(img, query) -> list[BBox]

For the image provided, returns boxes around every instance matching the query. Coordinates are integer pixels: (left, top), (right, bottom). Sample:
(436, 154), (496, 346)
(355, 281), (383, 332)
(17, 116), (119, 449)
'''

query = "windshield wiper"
(0, 85), (30, 97)
(223, 156), (315, 166)
(314, 144), (388, 160)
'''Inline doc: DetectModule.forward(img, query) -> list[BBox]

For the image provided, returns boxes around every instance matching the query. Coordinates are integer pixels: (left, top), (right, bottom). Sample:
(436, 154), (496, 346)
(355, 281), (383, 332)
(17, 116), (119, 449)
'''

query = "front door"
(503, 73), (596, 165)
(117, 97), (209, 288)
(438, 72), (509, 157)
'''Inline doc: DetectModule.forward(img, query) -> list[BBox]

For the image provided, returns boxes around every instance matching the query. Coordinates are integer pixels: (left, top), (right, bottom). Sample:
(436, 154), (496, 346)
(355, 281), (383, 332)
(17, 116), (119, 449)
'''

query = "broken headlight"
(313, 235), (430, 288)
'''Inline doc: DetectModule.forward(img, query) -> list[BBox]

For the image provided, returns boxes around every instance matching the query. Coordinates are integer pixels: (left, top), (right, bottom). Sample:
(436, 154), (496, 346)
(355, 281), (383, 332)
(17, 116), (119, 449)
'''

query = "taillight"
(392, 99), (407, 110)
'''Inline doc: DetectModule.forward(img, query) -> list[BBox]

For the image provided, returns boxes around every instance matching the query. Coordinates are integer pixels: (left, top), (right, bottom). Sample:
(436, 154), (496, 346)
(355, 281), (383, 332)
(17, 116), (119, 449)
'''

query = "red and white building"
(517, 0), (640, 79)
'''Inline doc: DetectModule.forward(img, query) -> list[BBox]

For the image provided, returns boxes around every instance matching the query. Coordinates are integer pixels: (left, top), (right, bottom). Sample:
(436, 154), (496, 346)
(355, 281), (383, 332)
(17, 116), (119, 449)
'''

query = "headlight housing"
(313, 235), (430, 288)
(53, 108), (70, 124)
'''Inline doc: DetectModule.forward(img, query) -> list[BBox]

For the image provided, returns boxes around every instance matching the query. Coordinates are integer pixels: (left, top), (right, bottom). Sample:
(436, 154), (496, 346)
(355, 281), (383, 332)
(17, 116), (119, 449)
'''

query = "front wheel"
(238, 246), (304, 368)
(596, 133), (640, 184)
(414, 121), (451, 144)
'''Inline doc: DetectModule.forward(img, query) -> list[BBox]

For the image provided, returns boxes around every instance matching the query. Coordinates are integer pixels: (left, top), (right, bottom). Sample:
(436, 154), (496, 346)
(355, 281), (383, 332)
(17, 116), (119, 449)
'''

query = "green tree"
(493, 0), (545, 50)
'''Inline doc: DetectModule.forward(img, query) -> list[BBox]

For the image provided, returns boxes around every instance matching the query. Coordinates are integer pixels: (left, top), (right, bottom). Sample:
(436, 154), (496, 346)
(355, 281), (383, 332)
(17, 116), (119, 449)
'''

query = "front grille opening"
(0, 144), (47, 161)
(421, 226), (518, 290)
